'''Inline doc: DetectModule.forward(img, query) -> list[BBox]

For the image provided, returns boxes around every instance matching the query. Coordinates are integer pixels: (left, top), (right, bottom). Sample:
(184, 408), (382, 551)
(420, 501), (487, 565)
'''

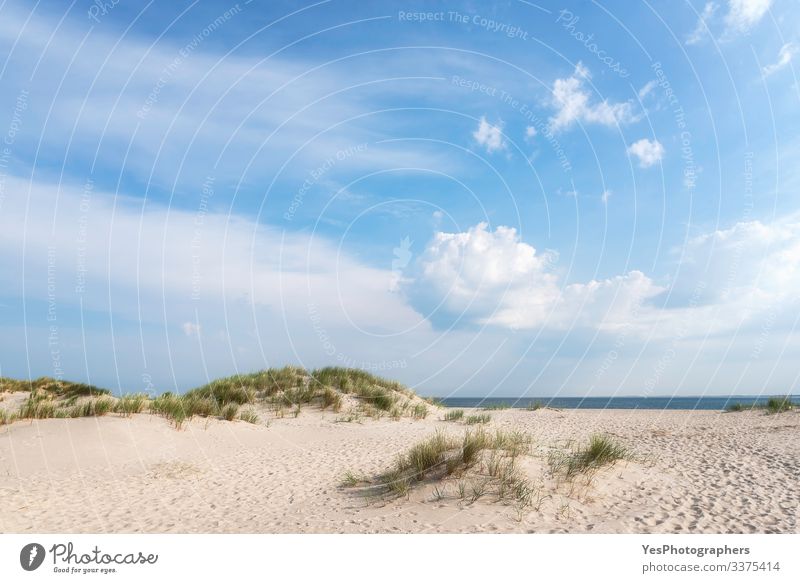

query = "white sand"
(1, 406), (797, 533)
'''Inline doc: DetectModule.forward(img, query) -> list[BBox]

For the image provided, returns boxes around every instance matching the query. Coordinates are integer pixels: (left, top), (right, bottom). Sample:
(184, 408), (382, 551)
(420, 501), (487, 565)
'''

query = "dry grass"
(345, 428), (536, 512)
(549, 434), (631, 479)
(442, 409), (464, 422)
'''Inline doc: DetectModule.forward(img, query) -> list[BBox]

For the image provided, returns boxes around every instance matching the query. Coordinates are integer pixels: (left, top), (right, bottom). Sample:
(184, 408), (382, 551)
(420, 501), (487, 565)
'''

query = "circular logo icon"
(20, 543), (46, 571)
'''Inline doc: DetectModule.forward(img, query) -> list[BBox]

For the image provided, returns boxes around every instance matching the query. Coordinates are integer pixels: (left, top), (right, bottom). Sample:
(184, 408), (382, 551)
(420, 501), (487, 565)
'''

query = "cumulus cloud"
(416, 215), (800, 341)
(418, 223), (662, 331)
(549, 62), (635, 132)
(676, 215), (800, 304)
(725, 0), (772, 33)
(627, 138), (665, 168)
(686, 2), (718, 45)
(763, 42), (798, 77)
(473, 117), (506, 153)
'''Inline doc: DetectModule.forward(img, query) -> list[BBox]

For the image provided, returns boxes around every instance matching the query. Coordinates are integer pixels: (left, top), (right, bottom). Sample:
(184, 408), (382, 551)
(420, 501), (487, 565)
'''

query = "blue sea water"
(440, 396), (800, 411)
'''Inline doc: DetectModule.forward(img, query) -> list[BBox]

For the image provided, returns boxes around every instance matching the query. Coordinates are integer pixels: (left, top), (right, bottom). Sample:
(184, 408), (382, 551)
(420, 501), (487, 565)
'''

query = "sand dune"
(1, 406), (797, 533)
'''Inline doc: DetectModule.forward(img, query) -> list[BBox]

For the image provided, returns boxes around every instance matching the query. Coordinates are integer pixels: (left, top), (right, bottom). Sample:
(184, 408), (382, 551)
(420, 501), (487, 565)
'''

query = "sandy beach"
(1, 402), (797, 534)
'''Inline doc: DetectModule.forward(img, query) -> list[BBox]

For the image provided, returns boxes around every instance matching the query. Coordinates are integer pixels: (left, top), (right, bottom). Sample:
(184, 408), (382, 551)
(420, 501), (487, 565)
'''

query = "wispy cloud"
(686, 2), (718, 45)
(763, 42), (798, 77)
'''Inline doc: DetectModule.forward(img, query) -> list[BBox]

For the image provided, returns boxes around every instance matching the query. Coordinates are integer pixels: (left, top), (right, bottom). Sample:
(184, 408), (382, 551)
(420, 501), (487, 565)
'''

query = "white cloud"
(473, 117), (506, 153)
(601, 189), (612, 204)
(549, 62), (635, 132)
(725, 0), (772, 33)
(0, 3), (455, 194)
(416, 215), (800, 341)
(677, 215), (800, 304)
(0, 175), (431, 386)
(637, 80), (658, 100)
(418, 223), (662, 331)
(627, 138), (665, 168)
(763, 42), (798, 77)
(525, 125), (538, 139)
(686, 2), (718, 45)
(182, 322), (202, 337)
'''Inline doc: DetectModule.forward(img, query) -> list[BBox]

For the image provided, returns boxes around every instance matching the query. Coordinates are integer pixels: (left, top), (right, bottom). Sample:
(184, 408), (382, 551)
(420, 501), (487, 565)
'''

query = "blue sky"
(0, 0), (798, 397)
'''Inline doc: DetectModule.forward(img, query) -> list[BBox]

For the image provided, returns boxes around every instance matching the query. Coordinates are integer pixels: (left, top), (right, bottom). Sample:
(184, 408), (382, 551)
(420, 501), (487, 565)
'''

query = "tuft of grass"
(67, 397), (115, 418)
(550, 434), (630, 478)
(18, 394), (56, 419)
(765, 395), (794, 414)
(340, 470), (368, 487)
(238, 409), (260, 424)
(397, 430), (456, 481)
(442, 409), (464, 422)
(347, 427), (537, 513)
(482, 402), (510, 411)
(411, 403), (428, 419)
(726, 402), (746, 412)
(115, 393), (147, 416)
(355, 384), (396, 411)
(220, 403), (240, 421)
(526, 400), (544, 411)
(0, 409), (17, 425)
(320, 387), (343, 412)
(465, 413), (491, 425)
(150, 393), (188, 428)
(182, 396), (219, 418)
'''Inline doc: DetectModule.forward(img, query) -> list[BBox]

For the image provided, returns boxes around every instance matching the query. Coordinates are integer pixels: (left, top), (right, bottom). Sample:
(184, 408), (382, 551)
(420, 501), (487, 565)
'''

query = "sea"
(440, 395), (799, 411)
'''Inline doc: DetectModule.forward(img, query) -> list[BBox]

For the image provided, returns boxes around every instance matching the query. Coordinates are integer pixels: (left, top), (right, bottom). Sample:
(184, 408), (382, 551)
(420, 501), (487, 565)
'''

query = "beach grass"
(725, 396), (796, 414)
(482, 402), (510, 410)
(238, 409), (260, 424)
(411, 403), (428, 419)
(0, 409), (16, 425)
(3, 367), (438, 427)
(442, 409), (464, 422)
(765, 395), (794, 414)
(465, 413), (491, 425)
(114, 393), (148, 416)
(347, 427), (535, 511)
(526, 400), (545, 411)
(550, 434), (630, 478)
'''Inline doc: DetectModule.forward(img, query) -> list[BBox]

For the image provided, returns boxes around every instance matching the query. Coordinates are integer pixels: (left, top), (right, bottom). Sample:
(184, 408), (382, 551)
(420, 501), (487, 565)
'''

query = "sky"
(0, 0), (798, 398)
